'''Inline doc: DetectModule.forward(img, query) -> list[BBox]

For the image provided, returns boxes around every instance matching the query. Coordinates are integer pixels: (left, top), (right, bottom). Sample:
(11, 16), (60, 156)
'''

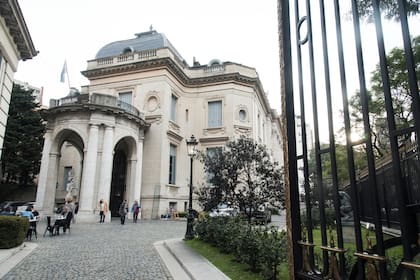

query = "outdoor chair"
(54, 211), (73, 235)
(63, 211), (72, 234)
(26, 219), (37, 240)
(43, 216), (54, 237)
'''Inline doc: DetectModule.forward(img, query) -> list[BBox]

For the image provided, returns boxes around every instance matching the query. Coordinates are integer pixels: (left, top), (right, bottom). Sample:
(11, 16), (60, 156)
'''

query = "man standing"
(119, 200), (128, 225)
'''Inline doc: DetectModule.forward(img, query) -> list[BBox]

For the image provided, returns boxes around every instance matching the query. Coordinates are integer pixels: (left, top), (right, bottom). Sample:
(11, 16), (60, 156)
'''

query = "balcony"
(49, 93), (143, 118)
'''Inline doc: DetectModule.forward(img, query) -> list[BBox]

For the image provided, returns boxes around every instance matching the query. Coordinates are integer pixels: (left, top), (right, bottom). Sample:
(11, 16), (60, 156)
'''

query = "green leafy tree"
(196, 136), (284, 222)
(1, 83), (45, 186)
(307, 143), (367, 205)
(356, 0), (419, 20)
(349, 36), (419, 158)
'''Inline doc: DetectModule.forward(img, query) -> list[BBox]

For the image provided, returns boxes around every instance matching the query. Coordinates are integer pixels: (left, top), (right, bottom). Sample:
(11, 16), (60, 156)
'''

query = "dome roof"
(95, 29), (185, 63)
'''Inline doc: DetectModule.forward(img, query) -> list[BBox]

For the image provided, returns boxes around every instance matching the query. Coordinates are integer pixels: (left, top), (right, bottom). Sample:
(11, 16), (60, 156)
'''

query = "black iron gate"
(278, 0), (419, 279)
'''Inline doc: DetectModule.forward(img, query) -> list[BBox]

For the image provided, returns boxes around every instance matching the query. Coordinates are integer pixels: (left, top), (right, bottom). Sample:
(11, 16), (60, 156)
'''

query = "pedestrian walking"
(119, 200), (128, 225)
(131, 200), (141, 223)
(98, 199), (108, 223)
(65, 196), (76, 223)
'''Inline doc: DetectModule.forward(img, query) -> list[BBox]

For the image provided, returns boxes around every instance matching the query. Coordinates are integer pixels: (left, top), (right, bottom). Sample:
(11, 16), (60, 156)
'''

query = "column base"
(76, 210), (101, 223)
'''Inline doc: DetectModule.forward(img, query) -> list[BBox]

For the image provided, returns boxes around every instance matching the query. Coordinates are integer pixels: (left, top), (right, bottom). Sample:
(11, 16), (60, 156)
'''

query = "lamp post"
(185, 135), (198, 240)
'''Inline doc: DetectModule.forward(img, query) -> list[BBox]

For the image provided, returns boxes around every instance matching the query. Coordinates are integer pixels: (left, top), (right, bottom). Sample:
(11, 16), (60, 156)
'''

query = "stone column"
(35, 129), (52, 212)
(98, 125), (114, 219)
(133, 135), (144, 205)
(79, 123), (99, 215)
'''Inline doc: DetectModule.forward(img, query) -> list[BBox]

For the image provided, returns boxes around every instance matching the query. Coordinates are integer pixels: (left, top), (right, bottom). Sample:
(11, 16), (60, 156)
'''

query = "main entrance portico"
(35, 92), (149, 222)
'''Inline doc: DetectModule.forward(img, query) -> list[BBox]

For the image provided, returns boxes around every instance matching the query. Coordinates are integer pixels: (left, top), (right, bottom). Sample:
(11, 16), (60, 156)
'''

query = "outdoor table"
(53, 215), (66, 235)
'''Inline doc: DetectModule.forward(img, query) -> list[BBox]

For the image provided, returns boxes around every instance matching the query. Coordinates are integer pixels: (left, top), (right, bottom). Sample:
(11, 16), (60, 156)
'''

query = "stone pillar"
(79, 123), (99, 217)
(98, 125), (114, 220)
(35, 129), (52, 212)
(134, 135), (144, 207)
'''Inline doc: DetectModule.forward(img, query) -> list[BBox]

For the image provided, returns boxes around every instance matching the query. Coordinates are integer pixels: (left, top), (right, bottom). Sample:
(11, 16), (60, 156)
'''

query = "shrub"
(0, 216), (29, 248)
(194, 217), (287, 279)
(260, 228), (287, 280)
(238, 225), (263, 272)
(177, 211), (187, 218)
(301, 207), (336, 228)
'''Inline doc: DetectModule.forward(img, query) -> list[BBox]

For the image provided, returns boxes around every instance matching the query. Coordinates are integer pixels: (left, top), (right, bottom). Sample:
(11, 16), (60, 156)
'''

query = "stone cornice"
(81, 52), (275, 119)
(0, 0), (37, 60)
(82, 57), (262, 93)
(42, 103), (150, 128)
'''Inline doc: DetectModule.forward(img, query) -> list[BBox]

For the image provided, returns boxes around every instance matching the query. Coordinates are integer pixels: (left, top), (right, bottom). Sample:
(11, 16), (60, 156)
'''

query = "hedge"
(194, 216), (287, 280)
(0, 216), (29, 249)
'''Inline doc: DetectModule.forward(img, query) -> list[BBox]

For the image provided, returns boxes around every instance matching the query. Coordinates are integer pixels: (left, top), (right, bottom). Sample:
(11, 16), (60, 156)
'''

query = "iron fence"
(278, 0), (419, 278)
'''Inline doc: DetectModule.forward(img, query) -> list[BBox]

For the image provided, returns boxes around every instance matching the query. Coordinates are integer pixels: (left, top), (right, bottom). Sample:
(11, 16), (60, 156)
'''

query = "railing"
(279, 0), (419, 278)
(93, 49), (159, 68)
(49, 93), (143, 118)
(204, 64), (225, 73)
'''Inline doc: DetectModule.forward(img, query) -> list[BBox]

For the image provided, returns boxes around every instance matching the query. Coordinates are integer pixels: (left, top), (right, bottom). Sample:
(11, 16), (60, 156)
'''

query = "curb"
(0, 242), (38, 278)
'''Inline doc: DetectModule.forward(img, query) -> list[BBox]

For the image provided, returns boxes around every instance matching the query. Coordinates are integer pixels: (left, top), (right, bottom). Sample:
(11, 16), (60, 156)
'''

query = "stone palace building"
(35, 29), (283, 222)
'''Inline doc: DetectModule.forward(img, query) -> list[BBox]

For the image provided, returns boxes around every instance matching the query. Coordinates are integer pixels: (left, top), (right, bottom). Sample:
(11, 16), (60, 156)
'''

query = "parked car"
(15, 201), (36, 216)
(252, 205), (272, 224)
(0, 201), (27, 215)
(209, 203), (238, 217)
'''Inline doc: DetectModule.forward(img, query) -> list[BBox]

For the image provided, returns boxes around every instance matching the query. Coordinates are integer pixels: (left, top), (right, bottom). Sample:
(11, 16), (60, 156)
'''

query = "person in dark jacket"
(118, 200), (128, 225)
(131, 200), (140, 223)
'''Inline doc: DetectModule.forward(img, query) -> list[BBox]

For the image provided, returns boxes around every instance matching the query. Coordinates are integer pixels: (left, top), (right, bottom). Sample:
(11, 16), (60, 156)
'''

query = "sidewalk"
(0, 242), (37, 279)
(0, 238), (230, 280)
(155, 238), (231, 280)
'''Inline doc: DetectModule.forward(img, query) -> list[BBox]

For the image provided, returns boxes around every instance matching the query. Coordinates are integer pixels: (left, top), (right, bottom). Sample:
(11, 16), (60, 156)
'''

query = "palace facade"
(35, 29), (282, 221)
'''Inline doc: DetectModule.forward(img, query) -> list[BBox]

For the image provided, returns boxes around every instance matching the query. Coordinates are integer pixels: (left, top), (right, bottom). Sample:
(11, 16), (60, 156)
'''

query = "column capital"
(103, 124), (115, 129)
(88, 122), (100, 127)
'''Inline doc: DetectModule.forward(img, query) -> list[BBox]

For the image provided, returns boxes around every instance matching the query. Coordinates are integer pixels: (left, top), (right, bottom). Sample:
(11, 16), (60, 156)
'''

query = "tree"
(356, 0), (419, 20)
(349, 36), (419, 158)
(196, 136), (284, 222)
(1, 83), (45, 186)
(307, 143), (367, 206)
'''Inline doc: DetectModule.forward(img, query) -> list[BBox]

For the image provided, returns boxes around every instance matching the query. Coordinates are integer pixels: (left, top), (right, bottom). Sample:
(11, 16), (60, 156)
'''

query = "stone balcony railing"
(49, 93), (143, 118)
(85, 48), (258, 80)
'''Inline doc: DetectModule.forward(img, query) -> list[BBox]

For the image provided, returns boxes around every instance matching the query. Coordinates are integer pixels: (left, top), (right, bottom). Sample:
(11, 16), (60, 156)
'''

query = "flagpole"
(66, 63), (71, 90)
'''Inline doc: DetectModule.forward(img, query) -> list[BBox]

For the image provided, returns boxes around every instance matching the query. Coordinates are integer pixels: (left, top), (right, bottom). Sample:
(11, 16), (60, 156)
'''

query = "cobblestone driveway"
(3, 219), (186, 280)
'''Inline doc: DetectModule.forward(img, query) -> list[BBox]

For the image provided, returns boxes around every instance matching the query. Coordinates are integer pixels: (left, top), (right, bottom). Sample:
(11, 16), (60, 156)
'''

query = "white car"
(209, 203), (238, 217)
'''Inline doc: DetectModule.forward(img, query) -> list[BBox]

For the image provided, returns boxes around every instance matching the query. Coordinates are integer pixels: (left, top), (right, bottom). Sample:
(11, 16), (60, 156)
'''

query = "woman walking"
(98, 199), (108, 223)
(132, 200), (140, 223)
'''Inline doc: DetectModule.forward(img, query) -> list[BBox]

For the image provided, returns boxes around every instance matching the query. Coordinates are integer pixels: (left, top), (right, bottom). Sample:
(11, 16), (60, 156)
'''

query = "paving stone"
(3, 220), (186, 280)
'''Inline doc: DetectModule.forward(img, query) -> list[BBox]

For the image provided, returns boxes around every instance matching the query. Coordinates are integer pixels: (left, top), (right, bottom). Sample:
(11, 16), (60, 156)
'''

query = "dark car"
(0, 201), (27, 215)
(251, 205), (272, 224)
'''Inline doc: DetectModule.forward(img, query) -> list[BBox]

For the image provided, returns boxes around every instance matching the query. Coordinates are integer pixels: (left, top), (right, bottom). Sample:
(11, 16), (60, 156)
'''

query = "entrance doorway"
(110, 149), (127, 217)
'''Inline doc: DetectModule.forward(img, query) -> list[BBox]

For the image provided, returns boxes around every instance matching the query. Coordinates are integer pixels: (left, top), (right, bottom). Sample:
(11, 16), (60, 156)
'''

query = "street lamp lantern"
(185, 135), (198, 240)
(186, 135), (198, 156)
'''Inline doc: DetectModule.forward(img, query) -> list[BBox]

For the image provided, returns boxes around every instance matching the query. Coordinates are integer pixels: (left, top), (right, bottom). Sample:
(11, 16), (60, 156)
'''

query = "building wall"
(0, 0), (37, 158)
(81, 52), (283, 219)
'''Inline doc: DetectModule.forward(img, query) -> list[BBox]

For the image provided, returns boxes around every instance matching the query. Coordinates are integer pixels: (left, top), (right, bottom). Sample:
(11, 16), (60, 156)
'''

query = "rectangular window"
(63, 166), (73, 192)
(118, 91), (132, 112)
(119, 91), (132, 104)
(169, 202), (177, 213)
(206, 147), (222, 182)
(208, 100), (222, 127)
(169, 144), (177, 184)
(171, 95), (178, 121)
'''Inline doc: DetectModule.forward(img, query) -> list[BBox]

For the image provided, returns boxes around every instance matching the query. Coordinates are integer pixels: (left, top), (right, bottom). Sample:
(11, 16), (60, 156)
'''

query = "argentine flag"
(60, 61), (67, 83)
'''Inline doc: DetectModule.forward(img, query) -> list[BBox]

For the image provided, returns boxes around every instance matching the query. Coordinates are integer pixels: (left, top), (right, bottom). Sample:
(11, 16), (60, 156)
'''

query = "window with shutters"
(208, 100), (222, 128)
(169, 144), (177, 184)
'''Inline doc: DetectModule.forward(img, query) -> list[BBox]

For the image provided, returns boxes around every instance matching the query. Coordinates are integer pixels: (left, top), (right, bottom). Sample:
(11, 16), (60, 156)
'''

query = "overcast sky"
(14, 0), (418, 131)
(15, 0), (281, 109)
